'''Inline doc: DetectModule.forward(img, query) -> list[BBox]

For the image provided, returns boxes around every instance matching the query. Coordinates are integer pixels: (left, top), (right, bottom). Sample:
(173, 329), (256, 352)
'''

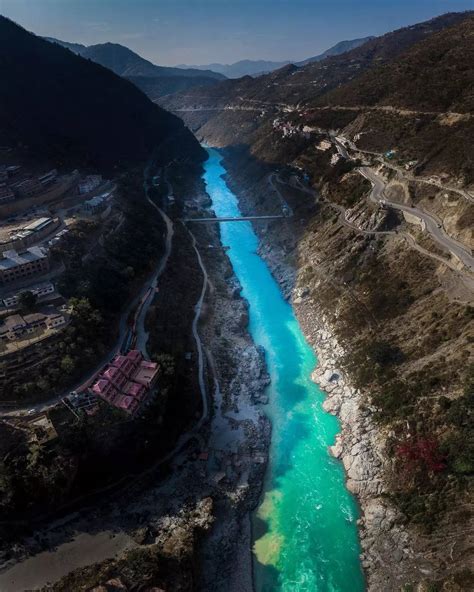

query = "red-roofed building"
(102, 365), (127, 390)
(92, 379), (120, 405)
(115, 394), (139, 414)
(123, 381), (146, 400)
(110, 354), (136, 378)
(90, 350), (160, 416)
(134, 360), (160, 388)
(127, 349), (143, 364)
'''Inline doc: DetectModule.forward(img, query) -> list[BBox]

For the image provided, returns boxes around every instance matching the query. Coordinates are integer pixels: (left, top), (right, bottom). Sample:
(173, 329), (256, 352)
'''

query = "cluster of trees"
(59, 172), (164, 315)
(439, 370), (474, 476)
(3, 297), (106, 401)
(0, 353), (178, 523)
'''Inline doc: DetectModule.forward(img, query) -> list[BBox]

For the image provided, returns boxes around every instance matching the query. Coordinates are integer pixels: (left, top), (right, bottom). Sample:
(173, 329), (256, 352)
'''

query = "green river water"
(203, 147), (365, 592)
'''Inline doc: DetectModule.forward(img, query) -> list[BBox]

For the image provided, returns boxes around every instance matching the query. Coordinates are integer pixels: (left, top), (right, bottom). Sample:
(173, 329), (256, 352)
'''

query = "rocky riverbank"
(294, 297), (419, 591)
(221, 156), (430, 591)
(190, 196), (272, 592)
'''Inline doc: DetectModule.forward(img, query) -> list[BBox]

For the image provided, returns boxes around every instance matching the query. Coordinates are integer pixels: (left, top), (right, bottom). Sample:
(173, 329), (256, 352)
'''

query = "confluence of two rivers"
(202, 147), (365, 592)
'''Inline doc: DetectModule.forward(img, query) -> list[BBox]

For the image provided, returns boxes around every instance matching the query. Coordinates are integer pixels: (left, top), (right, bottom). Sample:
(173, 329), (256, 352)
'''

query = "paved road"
(274, 161), (474, 282)
(360, 167), (474, 271)
(331, 133), (473, 270)
(351, 146), (474, 204)
(135, 168), (175, 358)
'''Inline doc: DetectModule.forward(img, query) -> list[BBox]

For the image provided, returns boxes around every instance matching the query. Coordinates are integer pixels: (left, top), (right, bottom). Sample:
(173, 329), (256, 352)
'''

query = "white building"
(2, 282), (55, 308)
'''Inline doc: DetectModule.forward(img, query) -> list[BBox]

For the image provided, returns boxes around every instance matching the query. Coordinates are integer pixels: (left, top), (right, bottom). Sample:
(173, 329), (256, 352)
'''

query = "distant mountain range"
(1, 17), (202, 169)
(164, 11), (472, 113)
(177, 59), (290, 79)
(176, 36), (374, 78)
(42, 34), (374, 101)
(44, 37), (225, 99)
(162, 11), (474, 181)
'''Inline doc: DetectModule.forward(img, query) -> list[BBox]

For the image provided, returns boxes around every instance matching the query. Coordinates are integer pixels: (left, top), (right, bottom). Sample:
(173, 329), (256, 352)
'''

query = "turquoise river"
(202, 147), (365, 592)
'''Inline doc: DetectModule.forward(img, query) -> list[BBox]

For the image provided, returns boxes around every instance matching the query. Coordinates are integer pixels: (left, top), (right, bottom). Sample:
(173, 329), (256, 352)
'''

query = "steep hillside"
(129, 74), (225, 102)
(45, 37), (224, 99)
(0, 18), (203, 169)
(163, 12), (474, 183)
(163, 11), (472, 115)
(295, 35), (374, 66)
(319, 16), (474, 113)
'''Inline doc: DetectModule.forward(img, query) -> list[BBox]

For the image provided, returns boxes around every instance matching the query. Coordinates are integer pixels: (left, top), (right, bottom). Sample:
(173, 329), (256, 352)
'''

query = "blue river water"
(202, 147), (365, 592)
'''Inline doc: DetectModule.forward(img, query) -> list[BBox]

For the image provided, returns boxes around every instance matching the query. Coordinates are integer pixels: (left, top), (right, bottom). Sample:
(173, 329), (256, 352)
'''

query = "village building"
(0, 306), (67, 342)
(0, 246), (49, 285)
(38, 169), (58, 187)
(22, 217), (54, 234)
(316, 139), (332, 151)
(91, 350), (160, 415)
(82, 192), (109, 215)
(27, 414), (58, 444)
(6, 165), (21, 177)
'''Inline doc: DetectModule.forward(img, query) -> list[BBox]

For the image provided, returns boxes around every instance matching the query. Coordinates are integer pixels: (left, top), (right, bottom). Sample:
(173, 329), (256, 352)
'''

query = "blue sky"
(0, 0), (473, 65)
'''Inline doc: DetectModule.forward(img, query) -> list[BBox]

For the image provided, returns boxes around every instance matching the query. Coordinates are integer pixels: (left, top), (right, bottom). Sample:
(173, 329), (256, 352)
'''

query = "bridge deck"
(183, 215), (286, 223)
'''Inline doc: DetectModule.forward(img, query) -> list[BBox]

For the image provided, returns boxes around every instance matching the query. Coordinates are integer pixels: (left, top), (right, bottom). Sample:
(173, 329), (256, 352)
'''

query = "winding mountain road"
(331, 134), (473, 271)
(274, 162), (474, 282)
(359, 167), (474, 271)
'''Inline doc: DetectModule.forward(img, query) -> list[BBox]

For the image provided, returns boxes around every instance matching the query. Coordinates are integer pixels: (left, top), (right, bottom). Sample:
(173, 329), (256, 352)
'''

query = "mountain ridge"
(295, 36), (375, 66)
(1, 17), (203, 169)
(44, 36), (225, 99)
(45, 37), (225, 79)
(176, 35), (373, 78)
(161, 10), (474, 145)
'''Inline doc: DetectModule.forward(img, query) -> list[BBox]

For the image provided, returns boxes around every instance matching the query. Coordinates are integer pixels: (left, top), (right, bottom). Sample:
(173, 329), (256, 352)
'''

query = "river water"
(202, 148), (365, 592)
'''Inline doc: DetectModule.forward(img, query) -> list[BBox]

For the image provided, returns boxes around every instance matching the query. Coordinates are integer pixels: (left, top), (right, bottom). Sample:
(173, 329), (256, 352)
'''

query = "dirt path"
(0, 531), (135, 592)
(185, 225), (209, 425)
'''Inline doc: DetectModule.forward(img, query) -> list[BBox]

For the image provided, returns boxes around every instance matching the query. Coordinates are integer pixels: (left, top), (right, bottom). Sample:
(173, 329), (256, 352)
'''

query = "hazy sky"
(1, 0), (473, 65)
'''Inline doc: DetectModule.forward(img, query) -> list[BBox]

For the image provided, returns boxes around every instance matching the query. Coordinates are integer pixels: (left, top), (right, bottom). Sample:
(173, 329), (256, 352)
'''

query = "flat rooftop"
(0, 246), (47, 270)
(0, 215), (51, 243)
(134, 363), (160, 386)
(22, 217), (52, 232)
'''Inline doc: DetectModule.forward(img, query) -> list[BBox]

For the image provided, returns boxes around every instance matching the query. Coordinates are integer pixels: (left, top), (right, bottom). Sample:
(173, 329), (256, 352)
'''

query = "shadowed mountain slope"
(1, 18), (203, 169)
